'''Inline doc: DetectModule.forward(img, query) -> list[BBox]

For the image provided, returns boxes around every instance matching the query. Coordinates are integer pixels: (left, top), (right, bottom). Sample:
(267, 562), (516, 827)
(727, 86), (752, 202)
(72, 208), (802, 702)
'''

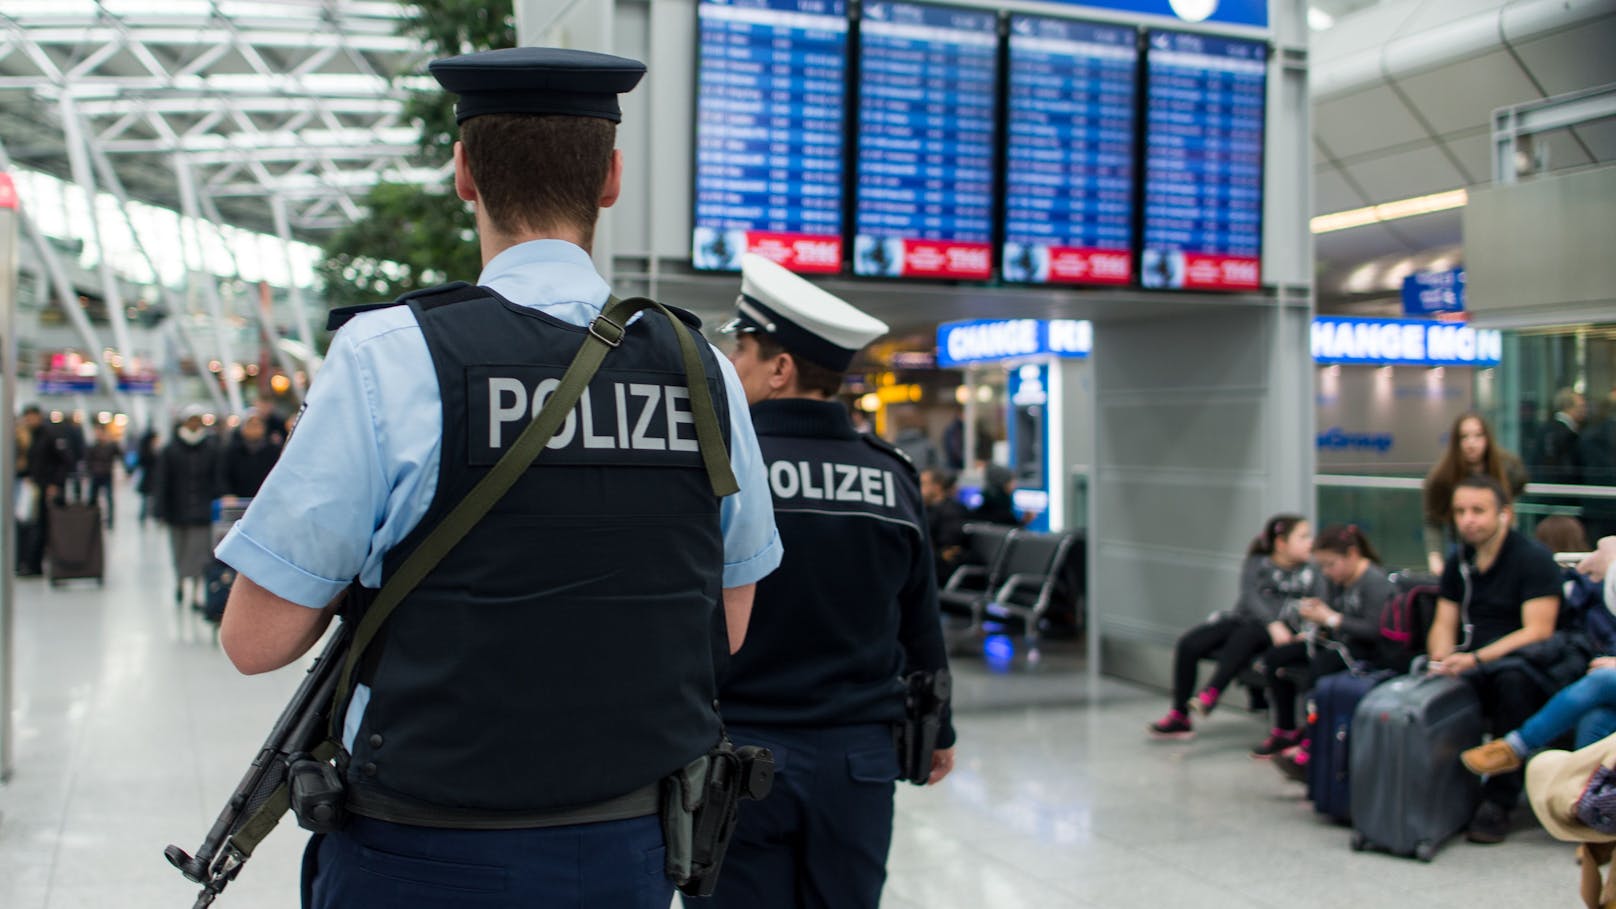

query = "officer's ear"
(769, 352), (798, 394)
(453, 141), (478, 204)
(598, 149), (624, 210)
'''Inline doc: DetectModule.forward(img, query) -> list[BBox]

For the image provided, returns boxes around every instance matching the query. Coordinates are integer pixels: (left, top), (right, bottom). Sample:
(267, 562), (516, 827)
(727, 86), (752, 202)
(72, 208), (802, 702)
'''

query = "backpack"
(1378, 571), (1441, 673)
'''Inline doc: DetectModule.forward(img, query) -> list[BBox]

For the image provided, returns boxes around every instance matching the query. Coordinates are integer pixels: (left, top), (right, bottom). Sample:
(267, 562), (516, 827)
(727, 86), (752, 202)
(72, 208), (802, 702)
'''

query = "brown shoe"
(1461, 739), (1522, 776)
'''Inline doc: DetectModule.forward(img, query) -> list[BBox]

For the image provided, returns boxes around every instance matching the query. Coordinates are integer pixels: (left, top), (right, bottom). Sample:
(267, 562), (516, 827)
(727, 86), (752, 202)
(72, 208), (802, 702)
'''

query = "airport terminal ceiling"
(0, 0), (431, 240)
(0, 0), (1612, 314)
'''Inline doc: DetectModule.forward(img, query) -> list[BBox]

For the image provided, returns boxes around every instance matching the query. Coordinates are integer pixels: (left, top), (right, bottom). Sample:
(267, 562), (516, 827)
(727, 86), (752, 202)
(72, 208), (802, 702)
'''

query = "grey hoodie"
(1234, 555), (1324, 626)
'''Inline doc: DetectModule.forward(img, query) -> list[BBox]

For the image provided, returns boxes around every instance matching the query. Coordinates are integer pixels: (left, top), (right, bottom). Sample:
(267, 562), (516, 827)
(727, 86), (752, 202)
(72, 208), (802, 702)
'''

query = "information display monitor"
(1140, 29), (1266, 291)
(853, 1), (998, 280)
(692, 0), (849, 273)
(1002, 15), (1137, 286)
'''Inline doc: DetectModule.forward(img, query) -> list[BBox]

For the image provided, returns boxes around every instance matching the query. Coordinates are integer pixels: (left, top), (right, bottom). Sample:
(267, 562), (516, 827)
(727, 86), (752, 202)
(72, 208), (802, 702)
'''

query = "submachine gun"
(164, 624), (351, 908)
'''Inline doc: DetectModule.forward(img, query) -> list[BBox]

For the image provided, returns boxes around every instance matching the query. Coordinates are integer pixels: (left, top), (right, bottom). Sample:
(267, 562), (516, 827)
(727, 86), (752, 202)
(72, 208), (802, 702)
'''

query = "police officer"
(698, 254), (956, 909)
(216, 48), (782, 908)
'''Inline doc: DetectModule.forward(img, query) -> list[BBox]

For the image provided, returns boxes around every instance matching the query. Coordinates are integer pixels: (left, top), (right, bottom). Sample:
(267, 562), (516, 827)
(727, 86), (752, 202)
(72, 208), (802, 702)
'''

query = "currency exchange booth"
(526, 0), (1313, 691)
(935, 318), (1094, 534)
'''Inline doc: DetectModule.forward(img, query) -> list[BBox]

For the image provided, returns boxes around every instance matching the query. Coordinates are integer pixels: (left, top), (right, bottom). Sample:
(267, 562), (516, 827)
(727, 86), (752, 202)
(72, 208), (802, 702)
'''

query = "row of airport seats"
(939, 524), (1085, 643)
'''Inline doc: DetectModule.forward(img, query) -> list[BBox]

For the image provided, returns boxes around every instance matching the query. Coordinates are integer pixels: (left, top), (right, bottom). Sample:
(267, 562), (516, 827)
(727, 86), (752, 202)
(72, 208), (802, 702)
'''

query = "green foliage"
(314, 182), (481, 308)
(315, 0), (515, 307)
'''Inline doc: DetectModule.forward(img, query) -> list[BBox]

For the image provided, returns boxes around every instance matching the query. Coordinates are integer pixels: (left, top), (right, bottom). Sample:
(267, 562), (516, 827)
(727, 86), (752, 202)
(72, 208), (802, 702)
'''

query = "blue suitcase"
(1307, 669), (1393, 823)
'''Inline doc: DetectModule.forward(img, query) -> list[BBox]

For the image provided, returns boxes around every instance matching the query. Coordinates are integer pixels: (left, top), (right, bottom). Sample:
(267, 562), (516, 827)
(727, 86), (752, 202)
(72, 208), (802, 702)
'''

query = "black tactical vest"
(342, 283), (728, 824)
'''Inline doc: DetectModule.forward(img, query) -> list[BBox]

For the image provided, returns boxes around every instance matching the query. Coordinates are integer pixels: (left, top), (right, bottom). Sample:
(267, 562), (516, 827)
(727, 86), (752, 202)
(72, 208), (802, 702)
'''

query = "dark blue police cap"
(429, 47), (646, 124)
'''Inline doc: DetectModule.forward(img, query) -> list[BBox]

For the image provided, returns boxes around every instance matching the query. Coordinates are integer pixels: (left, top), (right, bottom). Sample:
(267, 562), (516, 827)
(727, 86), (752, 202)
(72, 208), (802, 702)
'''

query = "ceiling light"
(1311, 189), (1469, 234)
(1308, 8), (1334, 30)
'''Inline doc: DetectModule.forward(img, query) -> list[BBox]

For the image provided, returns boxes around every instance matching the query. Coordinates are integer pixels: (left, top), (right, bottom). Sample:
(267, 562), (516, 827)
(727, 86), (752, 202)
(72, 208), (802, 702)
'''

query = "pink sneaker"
(1147, 710), (1194, 740)
(1251, 728), (1302, 759)
(1188, 687), (1220, 717)
(1274, 743), (1310, 782)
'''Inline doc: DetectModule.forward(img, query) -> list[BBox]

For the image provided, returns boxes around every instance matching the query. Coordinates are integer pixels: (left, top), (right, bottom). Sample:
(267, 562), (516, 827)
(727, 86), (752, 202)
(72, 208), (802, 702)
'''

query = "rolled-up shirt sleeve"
(714, 351), (782, 588)
(216, 328), (390, 607)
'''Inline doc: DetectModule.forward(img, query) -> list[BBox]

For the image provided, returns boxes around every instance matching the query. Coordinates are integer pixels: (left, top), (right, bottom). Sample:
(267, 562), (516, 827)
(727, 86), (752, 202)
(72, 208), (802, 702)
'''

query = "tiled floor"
(0, 492), (1575, 907)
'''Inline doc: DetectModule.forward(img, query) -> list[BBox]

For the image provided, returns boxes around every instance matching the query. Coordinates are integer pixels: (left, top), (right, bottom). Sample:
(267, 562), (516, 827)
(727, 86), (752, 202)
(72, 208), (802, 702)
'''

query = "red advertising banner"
(1182, 254), (1260, 291)
(899, 240), (992, 280)
(745, 232), (842, 274)
(0, 172), (16, 209)
(1046, 247), (1132, 285)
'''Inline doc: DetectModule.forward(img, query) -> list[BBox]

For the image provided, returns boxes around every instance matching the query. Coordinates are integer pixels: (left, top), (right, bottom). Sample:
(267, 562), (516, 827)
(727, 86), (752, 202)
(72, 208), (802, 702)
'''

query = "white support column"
(83, 136), (228, 415)
(0, 172), (19, 783)
(173, 157), (245, 415)
(270, 194), (316, 391)
(56, 96), (137, 393)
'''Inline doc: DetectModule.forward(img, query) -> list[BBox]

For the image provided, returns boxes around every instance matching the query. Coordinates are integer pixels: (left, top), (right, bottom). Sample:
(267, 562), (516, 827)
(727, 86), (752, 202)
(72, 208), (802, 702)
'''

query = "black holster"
(288, 752), (348, 835)
(660, 739), (774, 897)
(894, 669), (952, 785)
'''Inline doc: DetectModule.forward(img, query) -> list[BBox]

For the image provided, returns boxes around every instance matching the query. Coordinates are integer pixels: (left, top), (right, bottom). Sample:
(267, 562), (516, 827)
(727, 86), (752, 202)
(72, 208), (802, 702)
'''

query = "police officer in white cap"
(695, 254), (956, 909)
(214, 48), (781, 907)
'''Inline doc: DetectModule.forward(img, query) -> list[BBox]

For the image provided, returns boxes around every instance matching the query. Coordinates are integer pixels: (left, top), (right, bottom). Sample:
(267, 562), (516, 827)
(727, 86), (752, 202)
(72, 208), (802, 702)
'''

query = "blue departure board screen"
(1002, 15), (1137, 286)
(853, 1), (997, 280)
(693, 0), (848, 273)
(1141, 29), (1266, 291)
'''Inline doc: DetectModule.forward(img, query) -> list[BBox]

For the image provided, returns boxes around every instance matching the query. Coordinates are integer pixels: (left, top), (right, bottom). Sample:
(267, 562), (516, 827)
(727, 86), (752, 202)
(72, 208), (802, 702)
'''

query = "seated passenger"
(1252, 524), (1395, 758)
(1148, 514), (1321, 740)
(920, 468), (967, 588)
(1426, 475), (1563, 844)
(1463, 536), (1616, 775)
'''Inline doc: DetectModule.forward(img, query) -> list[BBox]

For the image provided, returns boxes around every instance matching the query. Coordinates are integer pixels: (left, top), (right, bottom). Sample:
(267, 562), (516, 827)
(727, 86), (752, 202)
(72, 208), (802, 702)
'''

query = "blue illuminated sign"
(1401, 268), (1465, 316)
(941, 316), (1503, 368)
(936, 319), (1092, 367)
(1312, 317), (1501, 367)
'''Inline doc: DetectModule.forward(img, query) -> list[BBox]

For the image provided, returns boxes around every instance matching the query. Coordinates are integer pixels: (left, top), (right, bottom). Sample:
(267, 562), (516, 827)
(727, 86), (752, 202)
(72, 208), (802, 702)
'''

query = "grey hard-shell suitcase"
(1348, 669), (1483, 861)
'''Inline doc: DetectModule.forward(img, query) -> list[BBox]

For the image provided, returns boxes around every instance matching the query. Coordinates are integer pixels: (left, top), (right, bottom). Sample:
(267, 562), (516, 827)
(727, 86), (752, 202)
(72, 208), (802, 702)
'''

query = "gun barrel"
(167, 624), (352, 898)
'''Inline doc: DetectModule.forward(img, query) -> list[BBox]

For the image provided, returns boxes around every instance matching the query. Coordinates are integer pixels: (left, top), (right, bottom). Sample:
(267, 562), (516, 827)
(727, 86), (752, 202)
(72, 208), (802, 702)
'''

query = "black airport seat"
(939, 523), (1016, 626)
(977, 531), (1080, 644)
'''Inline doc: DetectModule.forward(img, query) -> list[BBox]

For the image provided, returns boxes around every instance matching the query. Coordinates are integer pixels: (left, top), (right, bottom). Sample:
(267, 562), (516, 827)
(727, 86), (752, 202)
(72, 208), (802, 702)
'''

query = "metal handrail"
(1316, 474), (1616, 500)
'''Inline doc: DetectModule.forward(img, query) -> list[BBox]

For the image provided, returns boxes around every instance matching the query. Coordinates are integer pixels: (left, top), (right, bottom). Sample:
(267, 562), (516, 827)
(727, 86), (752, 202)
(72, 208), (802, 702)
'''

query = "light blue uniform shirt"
(218, 239), (782, 605)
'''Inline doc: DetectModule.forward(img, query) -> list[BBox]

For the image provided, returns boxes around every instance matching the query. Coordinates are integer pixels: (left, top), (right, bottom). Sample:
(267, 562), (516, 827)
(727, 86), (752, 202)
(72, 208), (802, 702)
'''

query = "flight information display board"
(853, 1), (998, 280)
(1140, 30), (1266, 291)
(692, 0), (848, 273)
(1002, 15), (1137, 286)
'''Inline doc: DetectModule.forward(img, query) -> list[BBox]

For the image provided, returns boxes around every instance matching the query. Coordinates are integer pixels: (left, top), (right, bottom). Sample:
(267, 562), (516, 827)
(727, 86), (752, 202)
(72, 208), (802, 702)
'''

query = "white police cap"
(723, 254), (888, 372)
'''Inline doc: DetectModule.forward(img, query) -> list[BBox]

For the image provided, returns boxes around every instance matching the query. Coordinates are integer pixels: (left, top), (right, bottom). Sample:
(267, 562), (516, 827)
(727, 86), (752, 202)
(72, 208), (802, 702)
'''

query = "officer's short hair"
(461, 114), (615, 243)
(751, 333), (844, 399)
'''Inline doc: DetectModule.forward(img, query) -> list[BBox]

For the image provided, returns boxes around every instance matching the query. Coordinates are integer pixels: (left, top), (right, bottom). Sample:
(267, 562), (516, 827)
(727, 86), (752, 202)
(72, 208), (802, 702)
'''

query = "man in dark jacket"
(154, 405), (224, 609)
(18, 405), (71, 576)
(85, 422), (121, 528)
(217, 412), (281, 499)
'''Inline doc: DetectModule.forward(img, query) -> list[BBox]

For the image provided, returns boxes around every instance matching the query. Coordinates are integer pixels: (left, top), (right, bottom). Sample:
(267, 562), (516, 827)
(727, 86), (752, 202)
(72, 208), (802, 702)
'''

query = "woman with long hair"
(1148, 514), (1321, 740)
(1423, 412), (1528, 575)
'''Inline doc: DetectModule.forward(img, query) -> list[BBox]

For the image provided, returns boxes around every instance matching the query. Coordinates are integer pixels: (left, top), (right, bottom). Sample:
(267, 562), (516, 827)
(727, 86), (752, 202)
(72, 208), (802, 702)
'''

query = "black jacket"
(217, 434), (281, 497)
(23, 424), (72, 489)
(153, 435), (223, 526)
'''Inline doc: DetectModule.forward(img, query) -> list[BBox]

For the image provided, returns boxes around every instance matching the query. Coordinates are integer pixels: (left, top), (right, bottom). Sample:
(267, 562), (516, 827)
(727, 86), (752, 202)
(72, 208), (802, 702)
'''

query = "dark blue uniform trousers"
(302, 813), (670, 908)
(690, 723), (899, 909)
